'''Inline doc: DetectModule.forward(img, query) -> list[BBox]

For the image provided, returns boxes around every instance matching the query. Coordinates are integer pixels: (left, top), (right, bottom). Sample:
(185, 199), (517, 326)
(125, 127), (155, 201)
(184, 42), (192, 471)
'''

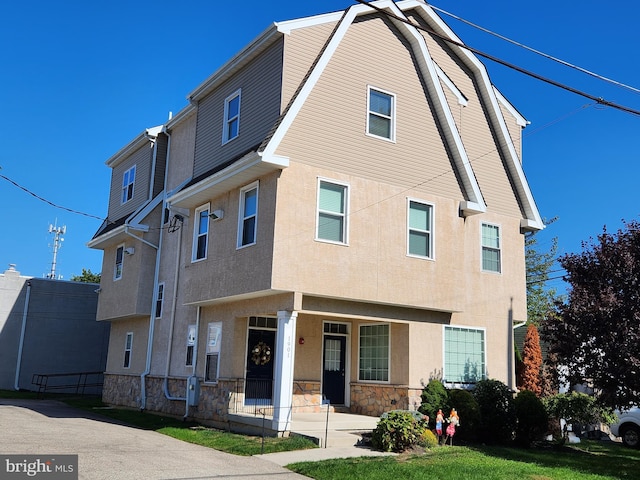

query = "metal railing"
(31, 371), (104, 398)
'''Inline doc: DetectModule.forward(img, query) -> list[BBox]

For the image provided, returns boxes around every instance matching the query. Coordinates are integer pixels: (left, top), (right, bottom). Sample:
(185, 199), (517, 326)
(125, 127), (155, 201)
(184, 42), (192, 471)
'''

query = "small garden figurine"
(445, 408), (460, 446)
(435, 409), (444, 444)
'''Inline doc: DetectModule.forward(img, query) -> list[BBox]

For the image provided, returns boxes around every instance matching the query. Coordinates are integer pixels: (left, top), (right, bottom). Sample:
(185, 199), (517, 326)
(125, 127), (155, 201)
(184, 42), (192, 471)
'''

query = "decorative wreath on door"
(251, 341), (272, 365)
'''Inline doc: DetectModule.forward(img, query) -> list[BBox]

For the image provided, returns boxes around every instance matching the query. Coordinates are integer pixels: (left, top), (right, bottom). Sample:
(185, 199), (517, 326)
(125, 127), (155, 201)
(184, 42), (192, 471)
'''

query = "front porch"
(229, 409), (380, 448)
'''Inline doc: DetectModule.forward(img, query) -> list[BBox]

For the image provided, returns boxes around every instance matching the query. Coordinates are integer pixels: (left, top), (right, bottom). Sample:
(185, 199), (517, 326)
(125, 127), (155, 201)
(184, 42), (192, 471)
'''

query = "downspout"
(163, 218), (187, 403)
(14, 280), (31, 390)
(139, 134), (162, 410)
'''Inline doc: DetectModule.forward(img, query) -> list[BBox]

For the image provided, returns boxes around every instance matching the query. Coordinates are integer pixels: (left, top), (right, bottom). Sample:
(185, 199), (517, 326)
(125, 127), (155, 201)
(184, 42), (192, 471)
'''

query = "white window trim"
(315, 177), (350, 245)
(186, 324), (197, 367)
(124, 332), (133, 369)
(481, 222), (502, 274)
(155, 282), (165, 319)
(205, 322), (222, 384)
(442, 325), (487, 387)
(121, 165), (136, 204)
(406, 197), (435, 260)
(357, 323), (390, 384)
(237, 181), (259, 249)
(366, 85), (396, 143)
(222, 89), (241, 144)
(114, 243), (124, 281)
(192, 203), (210, 262)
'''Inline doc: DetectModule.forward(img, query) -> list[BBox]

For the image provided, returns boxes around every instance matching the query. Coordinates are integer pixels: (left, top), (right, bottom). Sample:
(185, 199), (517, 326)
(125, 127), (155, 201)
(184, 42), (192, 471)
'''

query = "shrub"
(543, 391), (616, 440)
(473, 379), (516, 444)
(371, 410), (430, 452)
(419, 379), (449, 428)
(514, 389), (549, 446)
(418, 427), (439, 449)
(448, 388), (480, 443)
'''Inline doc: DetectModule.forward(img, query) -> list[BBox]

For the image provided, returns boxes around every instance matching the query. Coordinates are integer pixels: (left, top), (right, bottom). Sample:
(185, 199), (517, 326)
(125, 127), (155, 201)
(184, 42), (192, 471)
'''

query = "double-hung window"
(205, 322), (222, 382)
(481, 223), (501, 273)
(444, 326), (486, 384)
(193, 205), (210, 261)
(114, 244), (124, 280)
(186, 325), (196, 367)
(222, 89), (241, 144)
(358, 324), (389, 382)
(155, 283), (164, 319)
(121, 165), (136, 204)
(123, 332), (133, 368)
(408, 200), (434, 258)
(238, 182), (258, 248)
(317, 180), (348, 244)
(367, 87), (395, 141)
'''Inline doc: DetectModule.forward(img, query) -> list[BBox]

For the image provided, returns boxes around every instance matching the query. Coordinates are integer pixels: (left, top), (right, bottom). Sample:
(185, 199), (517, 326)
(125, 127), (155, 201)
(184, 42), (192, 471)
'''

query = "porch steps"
(290, 412), (379, 448)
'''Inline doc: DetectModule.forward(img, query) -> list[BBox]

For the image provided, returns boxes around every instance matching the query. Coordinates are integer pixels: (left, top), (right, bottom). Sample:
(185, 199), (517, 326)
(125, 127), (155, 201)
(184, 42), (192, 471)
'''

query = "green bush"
(419, 379), (449, 427)
(514, 390), (548, 446)
(448, 388), (480, 442)
(371, 410), (430, 452)
(473, 379), (516, 444)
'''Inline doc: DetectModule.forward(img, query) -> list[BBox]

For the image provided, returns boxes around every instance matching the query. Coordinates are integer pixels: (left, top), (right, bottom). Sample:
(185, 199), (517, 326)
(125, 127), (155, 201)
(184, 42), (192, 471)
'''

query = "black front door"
(322, 335), (346, 405)
(245, 329), (275, 403)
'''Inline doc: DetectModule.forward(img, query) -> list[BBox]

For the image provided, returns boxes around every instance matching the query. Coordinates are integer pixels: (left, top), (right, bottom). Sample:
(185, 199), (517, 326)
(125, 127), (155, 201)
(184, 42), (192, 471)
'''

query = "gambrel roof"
(167, 1), (543, 230)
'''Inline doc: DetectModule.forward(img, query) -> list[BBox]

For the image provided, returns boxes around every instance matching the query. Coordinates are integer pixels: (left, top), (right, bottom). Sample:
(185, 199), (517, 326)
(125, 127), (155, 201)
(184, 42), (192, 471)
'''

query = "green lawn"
(1, 391), (316, 456)
(289, 441), (640, 480)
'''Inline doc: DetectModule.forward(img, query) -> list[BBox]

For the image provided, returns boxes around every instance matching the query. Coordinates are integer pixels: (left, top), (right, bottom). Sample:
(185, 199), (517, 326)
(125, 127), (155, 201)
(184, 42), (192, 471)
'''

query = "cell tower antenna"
(46, 222), (66, 279)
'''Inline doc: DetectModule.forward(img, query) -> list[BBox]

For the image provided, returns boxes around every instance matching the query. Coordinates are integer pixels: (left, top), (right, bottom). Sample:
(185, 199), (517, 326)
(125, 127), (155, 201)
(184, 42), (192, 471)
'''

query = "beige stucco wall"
(105, 317), (149, 375)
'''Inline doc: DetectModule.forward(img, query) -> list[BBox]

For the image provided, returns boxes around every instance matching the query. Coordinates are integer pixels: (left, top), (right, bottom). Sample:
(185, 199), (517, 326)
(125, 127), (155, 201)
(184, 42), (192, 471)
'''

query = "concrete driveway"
(0, 399), (309, 480)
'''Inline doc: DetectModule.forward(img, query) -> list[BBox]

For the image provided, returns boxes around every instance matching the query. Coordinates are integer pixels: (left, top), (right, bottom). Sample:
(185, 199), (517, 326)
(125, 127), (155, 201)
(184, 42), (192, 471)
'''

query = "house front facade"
(88, 0), (543, 432)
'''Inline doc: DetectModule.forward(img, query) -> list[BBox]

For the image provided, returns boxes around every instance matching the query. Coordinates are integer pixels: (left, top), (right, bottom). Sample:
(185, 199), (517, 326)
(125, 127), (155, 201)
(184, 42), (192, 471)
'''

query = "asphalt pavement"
(0, 398), (311, 479)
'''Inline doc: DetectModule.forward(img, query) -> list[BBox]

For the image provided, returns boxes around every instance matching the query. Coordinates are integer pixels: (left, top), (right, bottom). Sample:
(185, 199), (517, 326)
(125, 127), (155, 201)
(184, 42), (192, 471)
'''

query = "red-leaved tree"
(520, 323), (543, 396)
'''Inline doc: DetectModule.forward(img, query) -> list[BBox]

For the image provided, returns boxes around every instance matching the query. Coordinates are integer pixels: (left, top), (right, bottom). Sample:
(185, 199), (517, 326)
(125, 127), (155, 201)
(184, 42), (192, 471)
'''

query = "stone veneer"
(103, 374), (421, 424)
(350, 383), (423, 417)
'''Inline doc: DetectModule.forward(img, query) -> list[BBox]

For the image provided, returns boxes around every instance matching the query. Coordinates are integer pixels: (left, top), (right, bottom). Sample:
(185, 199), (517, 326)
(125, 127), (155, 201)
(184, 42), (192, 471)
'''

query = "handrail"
(31, 371), (104, 398)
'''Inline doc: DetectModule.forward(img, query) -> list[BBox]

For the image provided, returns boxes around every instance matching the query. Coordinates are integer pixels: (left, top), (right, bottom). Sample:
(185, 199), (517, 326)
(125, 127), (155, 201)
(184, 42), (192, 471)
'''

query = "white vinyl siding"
(367, 86), (395, 141)
(358, 324), (389, 382)
(408, 199), (433, 258)
(482, 223), (501, 273)
(192, 204), (210, 262)
(222, 89), (241, 144)
(237, 182), (258, 248)
(444, 326), (486, 384)
(317, 179), (348, 244)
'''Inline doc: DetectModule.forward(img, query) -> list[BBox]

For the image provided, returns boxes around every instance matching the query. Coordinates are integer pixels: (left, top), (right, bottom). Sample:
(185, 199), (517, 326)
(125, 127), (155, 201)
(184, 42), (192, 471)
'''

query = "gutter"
(14, 280), (31, 390)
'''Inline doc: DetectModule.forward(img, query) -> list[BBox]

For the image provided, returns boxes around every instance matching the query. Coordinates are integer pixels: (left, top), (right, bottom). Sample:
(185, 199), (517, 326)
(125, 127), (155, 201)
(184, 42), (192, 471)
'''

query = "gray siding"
(108, 142), (154, 220)
(193, 40), (284, 179)
(152, 133), (168, 198)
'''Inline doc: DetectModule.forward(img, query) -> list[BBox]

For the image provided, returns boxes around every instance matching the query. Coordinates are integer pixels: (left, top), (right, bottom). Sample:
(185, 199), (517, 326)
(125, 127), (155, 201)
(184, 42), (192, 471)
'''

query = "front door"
(322, 335), (346, 405)
(245, 328), (275, 403)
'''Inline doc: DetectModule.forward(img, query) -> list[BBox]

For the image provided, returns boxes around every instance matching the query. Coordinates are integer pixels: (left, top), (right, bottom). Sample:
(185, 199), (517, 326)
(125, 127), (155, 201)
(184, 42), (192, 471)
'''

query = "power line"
(0, 173), (105, 221)
(354, 0), (640, 116)
(428, 3), (640, 96)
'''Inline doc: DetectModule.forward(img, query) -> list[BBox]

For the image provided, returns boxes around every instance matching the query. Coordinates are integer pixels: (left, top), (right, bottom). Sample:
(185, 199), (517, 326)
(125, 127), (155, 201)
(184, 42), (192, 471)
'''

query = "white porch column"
(272, 310), (298, 432)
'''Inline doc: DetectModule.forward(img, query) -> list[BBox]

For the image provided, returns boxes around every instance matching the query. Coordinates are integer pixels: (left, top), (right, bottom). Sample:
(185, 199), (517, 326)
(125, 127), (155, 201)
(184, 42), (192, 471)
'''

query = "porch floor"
(229, 410), (379, 447)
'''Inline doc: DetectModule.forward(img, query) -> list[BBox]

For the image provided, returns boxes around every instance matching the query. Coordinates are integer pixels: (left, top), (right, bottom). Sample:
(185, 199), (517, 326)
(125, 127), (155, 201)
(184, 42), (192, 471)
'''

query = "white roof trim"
(400, 0), (544, 230)
(435, 63), (468, 106)
(262, 0), (486, 212)
(493, 87), (528, 127)
(275, 11), (344, 35)
(105, 125), (163, 168)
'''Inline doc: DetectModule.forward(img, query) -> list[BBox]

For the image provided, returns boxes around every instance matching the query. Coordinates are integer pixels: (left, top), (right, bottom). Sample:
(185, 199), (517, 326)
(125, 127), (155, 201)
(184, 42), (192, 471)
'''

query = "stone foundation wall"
(102, 374), (141, 409)
(350, 384), (423, 416)
(292, 381), (324, 413)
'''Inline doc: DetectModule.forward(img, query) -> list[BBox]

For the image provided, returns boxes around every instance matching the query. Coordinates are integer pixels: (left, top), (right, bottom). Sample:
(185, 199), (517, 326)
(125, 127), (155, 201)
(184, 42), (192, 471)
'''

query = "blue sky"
(1, 1), (638, 293)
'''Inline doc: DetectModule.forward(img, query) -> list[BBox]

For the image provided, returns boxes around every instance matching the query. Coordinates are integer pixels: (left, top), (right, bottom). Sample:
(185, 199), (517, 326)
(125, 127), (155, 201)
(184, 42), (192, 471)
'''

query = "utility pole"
(46, 223), (66, 279)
